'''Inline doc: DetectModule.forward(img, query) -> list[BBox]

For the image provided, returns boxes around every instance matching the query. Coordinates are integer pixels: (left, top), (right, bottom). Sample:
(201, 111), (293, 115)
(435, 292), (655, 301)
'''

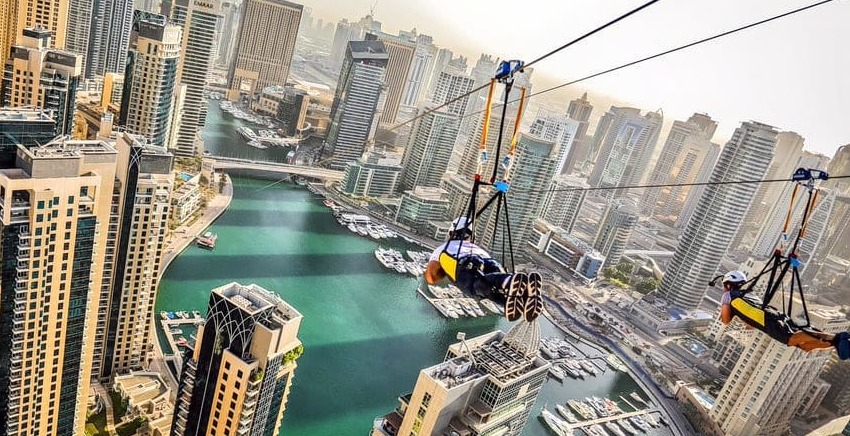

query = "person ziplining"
(714, 168), (850, 359)
(423, 59), (545, 323)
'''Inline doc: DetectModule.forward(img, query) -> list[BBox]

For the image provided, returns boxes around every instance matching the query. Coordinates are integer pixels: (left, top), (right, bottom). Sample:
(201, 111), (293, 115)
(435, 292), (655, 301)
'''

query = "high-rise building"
(227, 0), (302, 100)
(541, 175), (589, 234)
(118, 16), (181, 148)
(215, 1), (240, 68)
(9, 0), (69, 51)
(400, 31), (436, 107)
(710, 307), (850, 435)
(658, 121), (777, 309)
(0, 137), (117, 436)
(399, 70), (474, 192)
(824, 144), (850, 196)
(372, 323), (548, 436)
(325, 40), (388, 169)
(527, 112), (580, 172)
(167, 0), (222, 156)
(341, 150), (402, 198)
(821, 356), (850, 415)
(425, 47), (453, 97)
(370, 33), (414, 126)
(751, 151), (830, 259)
(329, 18), (368, 71)
(735, 131), (806, 252)
(2, 29), (81, 135)
(593, 198), (639, 266)
(478, 132), (569, 254)
(0, 108), (57, 166)
(84, 0), (135, 78)
(587, 106), (663, 199)
(675, 141), (723, 229)
(64, 0), (93, 75)
(642, 113), (717, 215)
(97, 133), (173, 378)
(101, 72), (124, 109)
(171, 282), (303, 436)
(561, 93), (593, 175)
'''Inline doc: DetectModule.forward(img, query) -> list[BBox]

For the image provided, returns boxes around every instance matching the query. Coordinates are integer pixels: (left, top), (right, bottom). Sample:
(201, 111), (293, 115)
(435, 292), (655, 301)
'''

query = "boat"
(166, 312), (176, 320)
(479, 298), (502, 315)
(555, 404), (578, 423)
(175, 338), (189, 347)
(586, 424), (608, 436)
(629, 416), (649, 432)
(548, 365), (565, 382)
(192, 310), (202, 318)
(567, 399), (596, 420)
(642, 413), (659, 427)
(606, 421), (627, 436)
(618, 419), (639, 435)
(629, 392), (646, 405)
(606, 354), (628, 372)
(237, 126), (256, 140)
(323, 199), (336, 208)
(540, 407), (568, 436)
(170, 328), (182, 334)
(587, 397), (609, 417)
(658, 414), (669, 427)
(178, 311), (190, 319)
(197, 232), (217, 249)
(560, 363), (583, 380)
(579, 360), (598, 376)
(160, 312), (168, 320)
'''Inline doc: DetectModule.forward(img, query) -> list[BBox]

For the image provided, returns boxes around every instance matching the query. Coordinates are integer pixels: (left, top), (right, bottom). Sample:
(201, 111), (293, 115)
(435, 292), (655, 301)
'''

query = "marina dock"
(566, 408), (661, 429)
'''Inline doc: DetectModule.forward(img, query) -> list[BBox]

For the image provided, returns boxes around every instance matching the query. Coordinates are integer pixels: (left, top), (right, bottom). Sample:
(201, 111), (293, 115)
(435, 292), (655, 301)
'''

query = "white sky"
(301, 0), (849, 157)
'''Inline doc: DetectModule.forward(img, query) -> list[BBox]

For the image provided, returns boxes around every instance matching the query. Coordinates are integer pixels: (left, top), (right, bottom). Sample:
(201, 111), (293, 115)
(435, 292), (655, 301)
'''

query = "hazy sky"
(302, 0), (848, 158)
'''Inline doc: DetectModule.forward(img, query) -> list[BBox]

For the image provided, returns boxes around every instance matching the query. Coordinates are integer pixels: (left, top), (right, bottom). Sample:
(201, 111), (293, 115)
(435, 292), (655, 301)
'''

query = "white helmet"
(723, 270), (747, 284)
(451, 216), (471, 230)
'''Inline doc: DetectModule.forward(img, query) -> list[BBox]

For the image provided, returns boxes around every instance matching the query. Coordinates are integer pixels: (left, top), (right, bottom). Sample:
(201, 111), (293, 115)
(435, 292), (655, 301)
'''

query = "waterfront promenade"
(149, 173), (234, 394)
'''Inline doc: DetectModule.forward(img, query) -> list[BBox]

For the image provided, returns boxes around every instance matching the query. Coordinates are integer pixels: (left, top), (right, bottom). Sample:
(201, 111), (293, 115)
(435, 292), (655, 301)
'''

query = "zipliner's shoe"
(524, 272), (543, 322)
(505, 273), (527, 322)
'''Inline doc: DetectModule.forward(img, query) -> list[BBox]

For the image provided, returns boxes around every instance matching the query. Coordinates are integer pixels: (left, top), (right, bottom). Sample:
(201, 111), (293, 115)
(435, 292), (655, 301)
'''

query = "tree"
(635, 278), (659, 295)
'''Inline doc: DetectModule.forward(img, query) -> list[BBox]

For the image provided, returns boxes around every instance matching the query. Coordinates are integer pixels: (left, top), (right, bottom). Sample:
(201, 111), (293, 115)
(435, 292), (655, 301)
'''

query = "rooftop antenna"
(456, 332), (477, 366)
(369, 1), (377, 18)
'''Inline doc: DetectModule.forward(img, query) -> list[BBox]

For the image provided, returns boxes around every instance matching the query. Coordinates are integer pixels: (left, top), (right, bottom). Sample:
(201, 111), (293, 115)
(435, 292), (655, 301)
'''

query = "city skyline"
(301, 0), (849, 157)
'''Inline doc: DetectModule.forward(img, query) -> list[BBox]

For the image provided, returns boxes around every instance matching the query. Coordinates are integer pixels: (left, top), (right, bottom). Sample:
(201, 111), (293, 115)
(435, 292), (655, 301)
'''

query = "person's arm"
(720, 291), (734, 325)
(425, 261), (446, 285)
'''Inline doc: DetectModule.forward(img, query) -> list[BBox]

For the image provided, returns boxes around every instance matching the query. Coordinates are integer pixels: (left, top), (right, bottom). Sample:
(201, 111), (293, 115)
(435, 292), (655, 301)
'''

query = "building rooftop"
(0, 108), (55, 123)
(24, 137), (116, 158)
(214, 282), (302, 322)
(407, 187), (447, 201)
(114, 372), (170, 407)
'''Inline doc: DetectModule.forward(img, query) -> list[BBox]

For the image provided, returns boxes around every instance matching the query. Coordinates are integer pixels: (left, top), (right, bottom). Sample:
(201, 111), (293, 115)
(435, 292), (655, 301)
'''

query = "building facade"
(370, 33), (414, 126)
(98, 133), (173, 378)
(395, 187), (448, 230)
(0, 109), (57, 166)
(529, 220), (604, 281)
(227, 0), (302, 100)
(119, 16), (181, 148)
(657, 121), (777, 310)
(0, 137), (117, 435)
(341, 150), (402, 198)
(85, 0), (135, 78)
(373, 325), (549, 436)
(167, 0), (222, 156)
(171, 283), (303, 436)
(593, 198), (639, 266)
(541, 175), (588, 234)
(325, 40), (388, 169)
(1, 28), (82, 135)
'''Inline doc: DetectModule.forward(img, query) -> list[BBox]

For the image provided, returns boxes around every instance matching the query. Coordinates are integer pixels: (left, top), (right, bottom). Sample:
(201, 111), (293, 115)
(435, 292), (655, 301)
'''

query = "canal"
(152, 103), (674, 435)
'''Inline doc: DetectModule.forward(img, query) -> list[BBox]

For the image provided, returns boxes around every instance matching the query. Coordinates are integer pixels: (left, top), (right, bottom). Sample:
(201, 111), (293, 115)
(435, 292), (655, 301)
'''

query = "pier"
(159, 317), (203, 376)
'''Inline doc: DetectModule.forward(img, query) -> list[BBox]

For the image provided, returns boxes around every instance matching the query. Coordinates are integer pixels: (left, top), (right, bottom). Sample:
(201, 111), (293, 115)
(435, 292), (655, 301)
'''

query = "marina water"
(152, 103), (674, 435)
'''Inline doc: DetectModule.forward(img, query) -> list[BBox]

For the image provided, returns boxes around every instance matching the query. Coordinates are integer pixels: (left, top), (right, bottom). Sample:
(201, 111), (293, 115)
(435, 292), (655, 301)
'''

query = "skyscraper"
(399, 69), (474, 192)
(171, 283), (303, 436)
(84, 0), (135, 78)
(373, 323), (548, 436)
(97, 133), (173, 378)
(0, 109), (57, 166)
(1, 29), (82, 135)
(642, 113), (717, 215)
(541, 175), (589, 234)
(710, 307), (849, 435)
(215, 1), (240, 68)
(587, 106), (663, 199)
(64, 0), (93, 74)
(167, 0), (222, 157)
(657, 121), (777, 309)
(329, 18), (368, 71)
(227, 0), (302, 100)
(478, 132), (569, 254)
(325, 40), (388, 169)
(400, 31), (436, 107)
(593, 198), (639, 266)
(561, 93), (594, 175)
(0, 137), (117, 436)
(370, 33), (414, 126)
(119, 16), (181, 148)
(735, 131), (806, 251)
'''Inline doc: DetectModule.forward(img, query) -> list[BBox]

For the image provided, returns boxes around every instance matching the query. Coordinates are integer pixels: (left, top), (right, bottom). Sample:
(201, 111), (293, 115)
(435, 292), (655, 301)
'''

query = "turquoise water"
(154, 177), (670, 435)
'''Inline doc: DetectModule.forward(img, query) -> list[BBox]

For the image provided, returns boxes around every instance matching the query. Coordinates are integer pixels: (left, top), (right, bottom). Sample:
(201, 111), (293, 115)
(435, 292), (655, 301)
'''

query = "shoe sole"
(525, 272), (543, 321)
(505, 273), (527, 322)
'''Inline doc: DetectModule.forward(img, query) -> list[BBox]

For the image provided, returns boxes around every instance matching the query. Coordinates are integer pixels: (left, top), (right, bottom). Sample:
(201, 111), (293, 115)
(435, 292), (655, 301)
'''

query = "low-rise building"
(341, 151), (403, 199)
(171, 182), (201, 224)
(113, 371), (173, 436)
(395, 187), (447, 230)
(252, 85), (310, 137)
(529, 219), (605, 282)
(629, 297), (714, 333)
(0, 109), (57, 167)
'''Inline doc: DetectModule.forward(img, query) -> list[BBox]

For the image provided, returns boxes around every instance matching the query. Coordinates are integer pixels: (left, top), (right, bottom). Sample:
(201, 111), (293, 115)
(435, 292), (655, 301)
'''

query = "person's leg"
(832, 332), (850, 360)
(788, 331), (835, 352)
